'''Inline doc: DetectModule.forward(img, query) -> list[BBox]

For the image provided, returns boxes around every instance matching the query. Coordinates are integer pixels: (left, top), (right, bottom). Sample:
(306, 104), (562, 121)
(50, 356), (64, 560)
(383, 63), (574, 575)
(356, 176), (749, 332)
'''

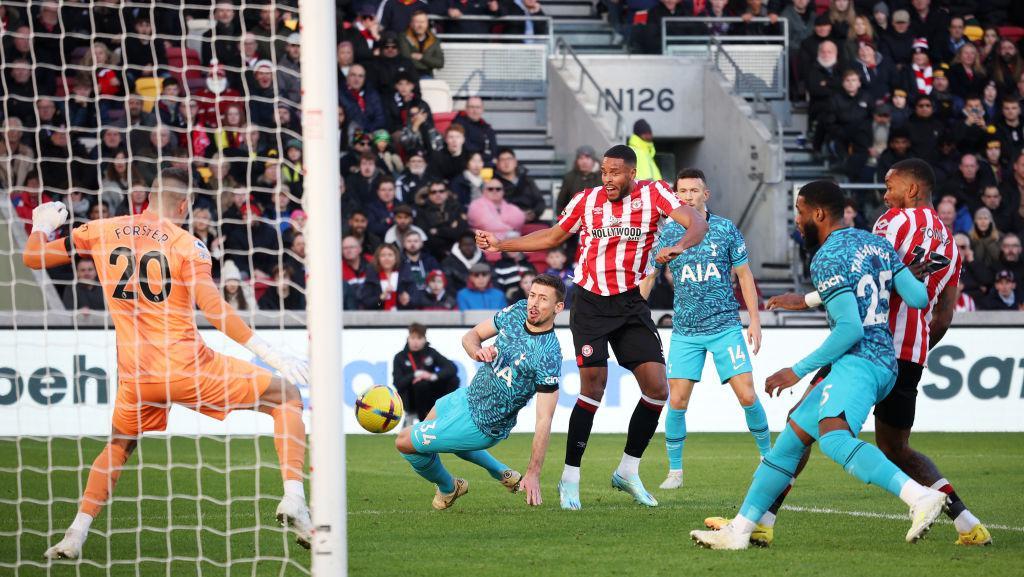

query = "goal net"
(0, 0), (340, 573)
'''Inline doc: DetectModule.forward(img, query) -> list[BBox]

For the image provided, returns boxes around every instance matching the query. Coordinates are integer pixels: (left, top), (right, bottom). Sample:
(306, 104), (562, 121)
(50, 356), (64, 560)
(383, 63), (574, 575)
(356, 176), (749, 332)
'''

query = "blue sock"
(402, 452), (455, 493)
(665, 408), (687, 471)
(738, 426), (805, 521)
(742, 399), (771, 457)
(455, 450), (508, 480)
(818, 430), (910, 497)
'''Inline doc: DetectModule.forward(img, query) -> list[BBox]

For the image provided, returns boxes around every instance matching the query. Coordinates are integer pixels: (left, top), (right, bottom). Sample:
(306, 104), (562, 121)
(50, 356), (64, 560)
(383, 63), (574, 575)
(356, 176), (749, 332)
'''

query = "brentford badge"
(581, 345), (593, 357)
(631, 198), (642, 210)
(593, 206), (603, 215)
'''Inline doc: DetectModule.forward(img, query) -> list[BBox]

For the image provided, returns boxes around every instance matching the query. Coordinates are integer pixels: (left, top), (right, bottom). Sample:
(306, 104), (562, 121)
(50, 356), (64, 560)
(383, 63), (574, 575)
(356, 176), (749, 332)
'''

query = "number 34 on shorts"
(667, 327), (752, 383)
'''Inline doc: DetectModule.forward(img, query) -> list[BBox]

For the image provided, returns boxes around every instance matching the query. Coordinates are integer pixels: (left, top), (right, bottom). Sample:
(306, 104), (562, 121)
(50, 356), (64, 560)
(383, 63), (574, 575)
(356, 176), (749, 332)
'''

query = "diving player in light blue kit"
(639, 169), (769, 490)
(690, 180), (948, 550)
(395, 274), (565, 509)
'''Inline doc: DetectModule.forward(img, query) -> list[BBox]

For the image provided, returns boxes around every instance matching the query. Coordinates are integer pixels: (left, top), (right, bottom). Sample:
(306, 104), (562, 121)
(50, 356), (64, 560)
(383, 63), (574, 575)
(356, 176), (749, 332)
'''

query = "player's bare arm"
(734, 264), (762, 354)
(766, 292), (813, 311)
(22, 202), (72, 270)
(638, 274), (656, 300)
(462, 318), (499, 362)
(655, 205), (709, 264)
(928, 281), (958, 347)
(522, 390), (558, 506)
(476, 225), (571, 254)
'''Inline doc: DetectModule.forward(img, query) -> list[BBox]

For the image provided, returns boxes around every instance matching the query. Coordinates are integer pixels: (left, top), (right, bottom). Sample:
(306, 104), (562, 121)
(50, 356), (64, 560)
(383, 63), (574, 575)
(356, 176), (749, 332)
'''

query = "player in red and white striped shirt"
(476, 145), (708, 510)
(756, 159), (989, 546)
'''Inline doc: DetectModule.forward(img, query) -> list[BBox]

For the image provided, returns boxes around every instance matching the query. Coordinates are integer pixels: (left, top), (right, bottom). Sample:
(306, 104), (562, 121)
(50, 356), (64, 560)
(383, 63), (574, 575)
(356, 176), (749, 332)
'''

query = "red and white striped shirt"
(557, 180), (681, 296)
(872, 207), (962, 365)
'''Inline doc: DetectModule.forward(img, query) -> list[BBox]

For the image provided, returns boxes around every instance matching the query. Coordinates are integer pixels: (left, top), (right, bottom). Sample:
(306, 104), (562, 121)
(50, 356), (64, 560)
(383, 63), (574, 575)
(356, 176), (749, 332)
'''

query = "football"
(355, 385), (404, 433)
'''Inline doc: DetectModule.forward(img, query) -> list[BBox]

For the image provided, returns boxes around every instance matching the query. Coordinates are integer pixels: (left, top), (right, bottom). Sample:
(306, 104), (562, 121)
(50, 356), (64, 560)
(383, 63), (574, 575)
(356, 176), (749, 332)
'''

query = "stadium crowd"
(2, 0), (1023, 312)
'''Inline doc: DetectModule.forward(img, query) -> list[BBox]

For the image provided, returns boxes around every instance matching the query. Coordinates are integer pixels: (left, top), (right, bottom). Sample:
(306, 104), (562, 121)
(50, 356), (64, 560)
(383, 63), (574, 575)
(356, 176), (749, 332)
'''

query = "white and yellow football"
(355, 385), (404, 433)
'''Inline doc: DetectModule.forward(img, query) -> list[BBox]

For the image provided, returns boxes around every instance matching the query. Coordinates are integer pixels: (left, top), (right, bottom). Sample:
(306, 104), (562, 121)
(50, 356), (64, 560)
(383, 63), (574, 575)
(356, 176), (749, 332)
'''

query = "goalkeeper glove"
(31, 201), (69, 236)
(244, 334), (311, 386)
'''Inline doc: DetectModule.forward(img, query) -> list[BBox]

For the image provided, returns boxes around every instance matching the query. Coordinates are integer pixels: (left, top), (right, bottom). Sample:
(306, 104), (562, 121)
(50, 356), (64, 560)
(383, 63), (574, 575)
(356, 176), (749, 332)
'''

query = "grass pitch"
(1, 433), (1021, 576)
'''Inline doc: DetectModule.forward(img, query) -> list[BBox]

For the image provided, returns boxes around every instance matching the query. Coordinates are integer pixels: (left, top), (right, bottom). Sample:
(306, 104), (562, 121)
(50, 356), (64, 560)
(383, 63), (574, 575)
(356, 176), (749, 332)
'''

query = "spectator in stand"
(224, 204), (281, 278)
(994, 233), (1024, 280)
(951, 95), (990, 155)
(399, 102), (443, 154)
(494, 250), (537, 301)
(889, 88), (911, 128)
(955, 278), (976, 312)
(995, 97), (1024, 158)
(203, 3), (243, 86)
(258, 264), (306, 311)
(495, 148), (544, 222)
(121, 14), (167, 92)
(934, 15), (966, 65)
(841, 197), (869, 230)
(453, 97), (498, 165)
(841, 15), (874, 65)
(954, 232), (993, 298)
(443, 232), (485, 292)
(366, 177), (401, 238)
(807, 40), (841, 151)
(468, 178), (526, 240)
(908, 0), (946, 49)
(447, 0), (502, 35)
(1000, 151), (1024, 234)
(385, 204), (429, 246)
(877, 126), (912, 179)
(116, 182), (150, 217)
(798, 15), (834, 90)
(240, 32), (262, 70)
(906, 96), (943, 158)
(347, 209), (383, 257)
(386, 72), (427, 133)
(852, 43), (896, 105)
(543, 247), (574, 304)
(936, 200), (962, 235)
(781, 0), (814, 97)
(398, 150), (430, 202)
(450, 151), (486, 205)
(432, 124), (470, 181)
(825, 70), (873, 181)
(457, 262), (506, 310)
(903, 38), (934, 97)
(343, 234), (373, 309)
(341, 4), (382, 63)
(378, 0), (428, 34)
(982, 185), (1022, 234)
(62, 258), (105, 312)
(221, 260), (255, 313)
(507, 0), (549, 38)
(930, 66), (961, 123)
(505, 270), (537, 303)
(391, 323), (459, 424)
(340, 64), (387, 133)
(346, 150), (382, 206)
(359, 243), (409, 310)
(373, 31), (418, 100)
(978, 269), (1021, 310)
(979, 27), (999, 65)
(866, 104), (892, 172)
(827, 0), (855, 40)
(413, 270), (458, 310)
(970, 207), (1002, 270)
(638, 0), (688, 55)
(278, 33), (302, 105)
(628, 119), (662, 181)
(400, 11), (445, 78)
(948, 42), (987, 100)
(940, 152), (992, 210)
(981, 139), (1008, 185)
(881, 10), (914, 74)
(337, 41), (356, 87)
(556, 145), (602, 215)
(373, 130), (405, 175)
(989, 40), (1023, 96)
(0, 117), (34, 192)
(191, 207), (223, 279)
(929, 133), (960, 183)
(398, 230), (440, 294)
(416, 181), (469, 260)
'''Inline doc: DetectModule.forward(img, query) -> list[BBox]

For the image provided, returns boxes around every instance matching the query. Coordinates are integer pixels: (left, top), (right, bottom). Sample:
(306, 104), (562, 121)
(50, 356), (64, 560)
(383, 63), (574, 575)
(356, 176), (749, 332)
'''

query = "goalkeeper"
(24, 168), (313, 558)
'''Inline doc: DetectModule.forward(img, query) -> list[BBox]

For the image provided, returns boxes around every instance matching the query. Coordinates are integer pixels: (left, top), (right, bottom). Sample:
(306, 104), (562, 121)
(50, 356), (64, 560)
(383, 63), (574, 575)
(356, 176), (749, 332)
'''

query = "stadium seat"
(998, 26), (1024, 43)
(420, 79), (453, 113)
(521, 223), (550, 269)
(166, 46), (205, 92)
(433, 111), (457, 134)
(134, 77), (163, 113)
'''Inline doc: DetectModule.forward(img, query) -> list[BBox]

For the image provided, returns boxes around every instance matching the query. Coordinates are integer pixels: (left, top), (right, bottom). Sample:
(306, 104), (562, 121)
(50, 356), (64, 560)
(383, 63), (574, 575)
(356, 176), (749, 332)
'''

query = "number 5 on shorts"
(820, 384), (832, 407)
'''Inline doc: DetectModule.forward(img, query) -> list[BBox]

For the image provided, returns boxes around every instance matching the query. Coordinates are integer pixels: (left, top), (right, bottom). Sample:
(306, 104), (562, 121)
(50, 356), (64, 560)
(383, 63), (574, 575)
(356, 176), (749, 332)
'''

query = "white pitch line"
(781, 505), (1024, 533)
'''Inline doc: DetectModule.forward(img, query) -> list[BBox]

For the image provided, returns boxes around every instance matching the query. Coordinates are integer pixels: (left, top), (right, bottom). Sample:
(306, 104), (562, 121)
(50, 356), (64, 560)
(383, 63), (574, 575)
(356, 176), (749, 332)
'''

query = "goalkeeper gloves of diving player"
(245, 334), (311, 386)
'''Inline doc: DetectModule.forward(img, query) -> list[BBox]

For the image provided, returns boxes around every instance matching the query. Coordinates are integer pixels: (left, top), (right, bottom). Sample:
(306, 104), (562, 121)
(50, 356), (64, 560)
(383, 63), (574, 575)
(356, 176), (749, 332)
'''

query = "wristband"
(804, 291), (822, 308)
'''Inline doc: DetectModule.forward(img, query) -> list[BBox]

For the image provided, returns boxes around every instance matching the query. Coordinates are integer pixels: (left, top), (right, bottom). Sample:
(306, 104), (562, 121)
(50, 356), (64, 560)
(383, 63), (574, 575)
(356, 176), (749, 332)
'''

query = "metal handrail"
(429, 14), (555, 52)
(660, 16), (787, 52)
(553, 37), (624, 140)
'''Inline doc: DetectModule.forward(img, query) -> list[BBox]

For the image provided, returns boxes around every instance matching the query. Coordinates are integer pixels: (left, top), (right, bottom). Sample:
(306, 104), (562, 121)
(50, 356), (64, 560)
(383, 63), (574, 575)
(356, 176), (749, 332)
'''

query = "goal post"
(299, 0), (347, 574)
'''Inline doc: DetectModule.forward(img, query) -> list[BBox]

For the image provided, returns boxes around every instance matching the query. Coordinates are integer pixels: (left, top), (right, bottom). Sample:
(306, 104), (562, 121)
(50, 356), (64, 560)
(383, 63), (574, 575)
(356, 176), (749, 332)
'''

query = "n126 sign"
(603, 88), (675, 112)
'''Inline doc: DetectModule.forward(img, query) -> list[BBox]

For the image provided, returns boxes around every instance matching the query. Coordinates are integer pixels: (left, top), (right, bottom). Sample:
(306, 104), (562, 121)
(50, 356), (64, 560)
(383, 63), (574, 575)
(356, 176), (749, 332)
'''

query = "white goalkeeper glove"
(245, 334), (311, 386)
(31, 201), (69, 236)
